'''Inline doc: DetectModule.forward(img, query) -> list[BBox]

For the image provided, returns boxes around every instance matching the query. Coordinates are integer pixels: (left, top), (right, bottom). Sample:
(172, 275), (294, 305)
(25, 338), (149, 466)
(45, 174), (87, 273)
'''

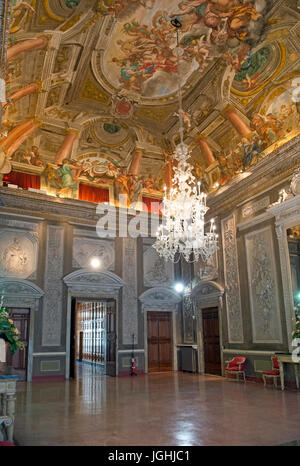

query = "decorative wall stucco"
(72, 236), (114, 270)
(0, 229), (38, 279)
(221, 215), (243, 343)
(122, 237), (138, 345)
(42, 225), (64, 347)
(245, 226), (283, 343)
(143, 244), (173, 287)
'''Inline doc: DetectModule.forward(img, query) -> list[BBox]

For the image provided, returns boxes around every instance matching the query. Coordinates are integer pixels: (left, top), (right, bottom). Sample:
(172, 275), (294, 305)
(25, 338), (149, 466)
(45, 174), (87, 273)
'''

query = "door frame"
(67, 293), (118, 378)
(64, 269), (124, 379)
(69, 297), (116, 378)
(139, 286), (182, 374)
(192, 281), (225, 376)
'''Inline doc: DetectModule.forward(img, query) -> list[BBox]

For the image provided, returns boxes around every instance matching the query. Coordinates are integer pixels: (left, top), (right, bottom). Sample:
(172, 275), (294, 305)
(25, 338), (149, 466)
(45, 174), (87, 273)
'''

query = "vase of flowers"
(0, 302), (24, 373)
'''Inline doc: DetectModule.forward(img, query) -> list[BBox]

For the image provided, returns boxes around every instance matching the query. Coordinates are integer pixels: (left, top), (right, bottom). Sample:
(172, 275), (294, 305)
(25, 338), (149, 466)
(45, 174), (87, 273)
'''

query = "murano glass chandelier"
(153, 19), (218, 264)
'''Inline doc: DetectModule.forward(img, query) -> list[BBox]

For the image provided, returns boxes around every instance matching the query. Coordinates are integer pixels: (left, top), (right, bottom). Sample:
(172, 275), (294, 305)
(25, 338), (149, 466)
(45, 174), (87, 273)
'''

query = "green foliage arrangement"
(0, 304), (24, 355)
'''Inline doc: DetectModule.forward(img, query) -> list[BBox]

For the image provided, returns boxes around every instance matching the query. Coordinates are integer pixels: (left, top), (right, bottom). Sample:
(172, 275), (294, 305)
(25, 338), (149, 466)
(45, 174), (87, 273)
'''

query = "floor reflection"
(74, 361), (107, 414)
(75, 361), (106, 378)
(13, 372), (300, 446)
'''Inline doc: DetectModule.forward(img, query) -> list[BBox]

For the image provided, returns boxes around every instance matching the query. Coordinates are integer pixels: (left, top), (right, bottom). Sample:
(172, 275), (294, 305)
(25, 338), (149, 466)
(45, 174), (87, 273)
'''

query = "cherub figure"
(242, 72), (259, 90)
(10, 2), (35, 35)
(272, 189), (291, 206)
(152, 12), (174, 44)
(173, 110), (192, 128)
(224, 44), (250, 72)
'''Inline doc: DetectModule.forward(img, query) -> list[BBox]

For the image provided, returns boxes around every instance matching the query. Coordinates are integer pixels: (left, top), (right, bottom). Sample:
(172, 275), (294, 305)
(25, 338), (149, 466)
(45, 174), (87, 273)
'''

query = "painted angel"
(242, 72), (259, 90)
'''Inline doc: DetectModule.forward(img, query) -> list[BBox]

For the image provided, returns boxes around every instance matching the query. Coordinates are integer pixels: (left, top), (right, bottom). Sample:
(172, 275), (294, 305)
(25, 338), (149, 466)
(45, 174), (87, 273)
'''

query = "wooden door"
(147, 312), (172, 373)
(6, 308), (30, 381)
(106, 300), (116, 377)
(69, 298), (77, 379)
(202, 308), (221, 376)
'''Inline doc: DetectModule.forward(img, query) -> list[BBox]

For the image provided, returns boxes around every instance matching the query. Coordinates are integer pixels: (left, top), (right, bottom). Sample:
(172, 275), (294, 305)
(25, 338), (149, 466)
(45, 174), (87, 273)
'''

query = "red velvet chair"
(262, 356), (280, 388)
(225, 357), (246, 381)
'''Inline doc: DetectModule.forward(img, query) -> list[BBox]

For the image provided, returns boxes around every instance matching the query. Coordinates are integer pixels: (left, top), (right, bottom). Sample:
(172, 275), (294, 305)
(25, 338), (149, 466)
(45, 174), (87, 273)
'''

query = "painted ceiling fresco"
(103, 0), (267, 98)
(1, 0), (300, 207)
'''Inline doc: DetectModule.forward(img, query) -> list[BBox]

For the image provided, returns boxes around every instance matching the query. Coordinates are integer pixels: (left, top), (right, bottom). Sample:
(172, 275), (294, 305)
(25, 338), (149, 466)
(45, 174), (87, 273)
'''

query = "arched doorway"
(0, 278), (44, 381)
(139, 287), (182, 373)
(192, 281), (224, 376)
(63, 269), (124, 378)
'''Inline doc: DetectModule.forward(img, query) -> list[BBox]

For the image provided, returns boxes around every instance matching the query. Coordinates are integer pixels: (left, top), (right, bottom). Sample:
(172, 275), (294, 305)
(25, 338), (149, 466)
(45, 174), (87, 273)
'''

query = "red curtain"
(79, 183), (109, 204)
(3, 171), (40, 190)
(142, 197), (162, 214)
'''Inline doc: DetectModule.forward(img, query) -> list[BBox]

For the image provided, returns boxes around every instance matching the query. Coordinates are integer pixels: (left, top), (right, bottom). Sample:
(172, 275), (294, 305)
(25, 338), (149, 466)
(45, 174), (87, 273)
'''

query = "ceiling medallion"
(153, 21), (218, 264)
(112, 95), (133, 118)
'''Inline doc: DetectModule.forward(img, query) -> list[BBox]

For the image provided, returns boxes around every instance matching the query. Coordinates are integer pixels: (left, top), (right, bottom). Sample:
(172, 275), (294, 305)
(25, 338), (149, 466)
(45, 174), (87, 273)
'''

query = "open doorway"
(69, 298), (116, 378)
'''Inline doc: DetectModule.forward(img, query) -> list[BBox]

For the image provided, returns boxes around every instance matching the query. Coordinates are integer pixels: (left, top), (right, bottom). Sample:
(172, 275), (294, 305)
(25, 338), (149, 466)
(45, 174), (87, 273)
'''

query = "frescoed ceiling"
(2, 0), (300, 204)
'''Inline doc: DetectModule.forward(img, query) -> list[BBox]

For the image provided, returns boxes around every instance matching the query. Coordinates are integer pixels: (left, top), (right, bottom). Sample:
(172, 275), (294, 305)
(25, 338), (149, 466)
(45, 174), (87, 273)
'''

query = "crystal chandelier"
(153, 20), (218, 264)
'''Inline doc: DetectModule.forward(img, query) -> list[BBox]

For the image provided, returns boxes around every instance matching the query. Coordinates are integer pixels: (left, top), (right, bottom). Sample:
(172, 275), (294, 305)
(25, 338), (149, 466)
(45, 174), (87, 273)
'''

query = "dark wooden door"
(69, 298), (77, 379)
(202, 308), (221, 376)
(6, 308), (30, 381)
(147, 312), (172, 373)
(106, 300), (116, 377)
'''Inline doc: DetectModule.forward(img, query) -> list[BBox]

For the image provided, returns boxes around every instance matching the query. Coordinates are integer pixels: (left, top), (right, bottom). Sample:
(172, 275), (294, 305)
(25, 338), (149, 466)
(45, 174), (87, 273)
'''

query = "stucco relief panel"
(42, 226), (64, 347)
(242, 197), (270, 219)
(245, 227), (282, 343)
(221, 215), (244, 343)
(72, 237), (115, 270)
(143, 245), (173, 287)
(0, 229), (38, 279)
(193, 252), (218, 282)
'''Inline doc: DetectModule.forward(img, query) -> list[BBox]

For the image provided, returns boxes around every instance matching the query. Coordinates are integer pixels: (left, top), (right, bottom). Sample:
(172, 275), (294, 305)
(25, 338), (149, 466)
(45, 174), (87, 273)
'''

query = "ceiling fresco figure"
(233, 46), (269, 90)
(13, 145), (44, 167)
(57, 159), (81, 198)
(9, 1), (35, 36)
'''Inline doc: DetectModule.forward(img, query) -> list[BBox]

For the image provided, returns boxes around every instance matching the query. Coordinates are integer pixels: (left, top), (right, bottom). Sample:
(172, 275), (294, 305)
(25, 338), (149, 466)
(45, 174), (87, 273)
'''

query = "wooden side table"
(0, 375), (19, 442)
(276, 355), (300, 391)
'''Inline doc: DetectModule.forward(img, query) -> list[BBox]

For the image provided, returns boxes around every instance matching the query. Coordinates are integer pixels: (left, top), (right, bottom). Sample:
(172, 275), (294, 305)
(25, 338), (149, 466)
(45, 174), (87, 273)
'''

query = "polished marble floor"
(14, 369), (300, 446)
